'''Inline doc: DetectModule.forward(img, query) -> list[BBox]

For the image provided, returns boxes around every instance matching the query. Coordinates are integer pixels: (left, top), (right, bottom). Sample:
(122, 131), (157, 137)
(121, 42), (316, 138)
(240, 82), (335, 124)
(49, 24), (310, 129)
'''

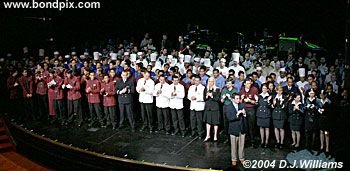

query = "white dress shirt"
(136, 78), (154, 103)
(187, 84), (205, 111)
(153, 82), (171, 108)
(169, 83), (185, 109)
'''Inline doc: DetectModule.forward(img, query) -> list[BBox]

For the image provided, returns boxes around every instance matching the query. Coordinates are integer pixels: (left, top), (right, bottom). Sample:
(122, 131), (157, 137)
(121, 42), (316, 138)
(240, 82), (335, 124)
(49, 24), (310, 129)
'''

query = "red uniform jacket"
(50, 76), (64, 100)
(35, 76), (48, 95)
(18, 75), (33, 98)
(64, 76), (81, 100)
(7, 76), (19, 99)
(86, 78), (101, 103)
(239, 86), (259, 108)
(101, 81), (116, 106)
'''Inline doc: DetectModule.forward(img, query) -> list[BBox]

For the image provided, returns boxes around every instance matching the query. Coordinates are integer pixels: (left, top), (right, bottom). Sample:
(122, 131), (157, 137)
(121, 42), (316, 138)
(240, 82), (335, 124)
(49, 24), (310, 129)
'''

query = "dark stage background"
(0, 0), (347, 55)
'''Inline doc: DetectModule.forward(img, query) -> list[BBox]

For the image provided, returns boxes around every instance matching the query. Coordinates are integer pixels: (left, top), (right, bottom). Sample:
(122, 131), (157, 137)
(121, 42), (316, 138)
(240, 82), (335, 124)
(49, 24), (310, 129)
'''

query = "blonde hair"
(207, 77), (217, 92)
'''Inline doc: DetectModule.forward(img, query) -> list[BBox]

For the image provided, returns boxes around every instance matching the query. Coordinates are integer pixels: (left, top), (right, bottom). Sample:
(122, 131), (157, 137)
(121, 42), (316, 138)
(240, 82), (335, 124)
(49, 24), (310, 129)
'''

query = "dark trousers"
(9, 98), (20, 120)
(140, 103), (153, 130)
(37, 94), (48, 119)
(223, 105), (230, 139)
(54, 99), (65, 122)
(190, 110), (203, 136)
(88, 102), (103, 125)
(23, 97), (35, 120)
(104, 106), (116, 126)
(171, 108), (185, 133)
(119, 103), (135, 129)
(245, 107), (256, 142)
(157, 107), (170, 131)
(67, 99), (82, 124)
(305, 129), (317, 150)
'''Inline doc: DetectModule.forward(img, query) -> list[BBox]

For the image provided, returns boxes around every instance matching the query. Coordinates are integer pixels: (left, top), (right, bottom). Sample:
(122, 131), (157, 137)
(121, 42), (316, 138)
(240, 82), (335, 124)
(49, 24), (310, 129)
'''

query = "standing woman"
(47, 70), (57, 123)
(268, 81), (276, 96)
(271, 85), (287, 149)
(304, 88), (319, 152)
(203, 77), (221, 142)
(256, 84), (272, 148)
(288, 93), (304, 150)
(317, 90), (331, 158)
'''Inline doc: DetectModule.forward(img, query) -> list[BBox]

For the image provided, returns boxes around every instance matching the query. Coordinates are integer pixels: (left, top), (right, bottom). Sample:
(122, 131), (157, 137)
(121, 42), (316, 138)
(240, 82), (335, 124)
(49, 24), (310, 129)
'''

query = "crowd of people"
(1, 32), (349, 167)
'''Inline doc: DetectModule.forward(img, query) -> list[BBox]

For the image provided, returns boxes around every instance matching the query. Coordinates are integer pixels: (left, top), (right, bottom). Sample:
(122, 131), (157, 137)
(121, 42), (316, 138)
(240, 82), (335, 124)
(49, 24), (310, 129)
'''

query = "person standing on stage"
(304, 88), (319, 153)
(288, 93), (304, 151)
(100, 74), (117, 130)
(221, 79), (237, 143)
(203, 77), (221, 142)
(63, 70), (83, 126)
(316, 90), (332, 158)
(169, 75), (186, 137)
(153, 74), (171, 134)
(116, 70), (136, 132)
(136, 71), (155, 133)
(187, 75), (205, 138)
(256, 84), (272, 148)
(226, 93), (247, 166)
(35, 70), (48, 121)
(271, 85), (288, 149)
(49, 70), (65, 125)
(239, 78), (258, 147)
(18, 68), (34, 121)
(86, 71), (103, 128)
(7, 70), (20, 120)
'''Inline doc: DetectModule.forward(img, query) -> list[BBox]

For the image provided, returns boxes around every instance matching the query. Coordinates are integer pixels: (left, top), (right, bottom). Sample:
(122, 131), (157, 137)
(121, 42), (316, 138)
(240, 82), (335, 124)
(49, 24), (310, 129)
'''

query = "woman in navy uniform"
(304, 88), (319, 152)
(288, 93), (304, 150)
(256, 84), (272, 148)
(203, 77), (221, 142)
(271, 85), (287, 149)
(316, 90), (331, 157)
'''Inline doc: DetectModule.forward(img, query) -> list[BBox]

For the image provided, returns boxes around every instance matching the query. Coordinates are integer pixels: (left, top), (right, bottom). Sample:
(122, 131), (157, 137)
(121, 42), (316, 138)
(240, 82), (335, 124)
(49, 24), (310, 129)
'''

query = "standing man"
(18, 68), (34, 121)
(239, 78), (258, 147)
(116, 70), (136, 132)
(169, 75), (186, 137)
(136, 71), (155, 133)
(63, 70), (83, 126)
(187, 75), (205, 138)
(100, 74), (117, 130)
(86, 71), (103, 128)
(35, 71), (48, 120)
(48, 70), (65, 125)
(153, 74), (171, 134)
(226, 93), (247, 166)
(221, 79), (237, 143)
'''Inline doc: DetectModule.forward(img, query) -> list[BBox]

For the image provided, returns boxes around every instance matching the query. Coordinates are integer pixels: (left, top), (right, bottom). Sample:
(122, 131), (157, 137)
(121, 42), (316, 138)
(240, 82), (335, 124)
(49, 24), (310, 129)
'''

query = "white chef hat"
(232, 53), (240, 62)
(83, 52), (89, 56)
(220, 58), (226, 63)
(150, 53), (157, 62)
(137, 52), (143, 56)
(124, 52), (130, 56)
(80, 55), (85, 59)
(184, 55), (191, 63)
(194, 57), (200, 62)
(93, 52), (99, 60)
(256, 66), (262, 71)
(279, 68), (286, 72)
(53, 51), (59, 55)
(298, 68), (306, 77)
(130, 54), (137, 62)
(178, 54), (184, 59)
(71, 51), (77, 56)
(110, 53), (117, 60)
(39, 49), (45, 57)
(167, 55), (173, 60)
(204, 58), (211, 67)
(23, 47), (29, 54)
(6, 53), (12, 57)
(64, 55), (70, 59)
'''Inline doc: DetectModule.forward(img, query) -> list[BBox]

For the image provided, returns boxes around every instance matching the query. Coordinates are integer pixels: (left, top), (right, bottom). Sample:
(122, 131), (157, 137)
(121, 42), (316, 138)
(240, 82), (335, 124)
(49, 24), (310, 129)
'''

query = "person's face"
(124, 64), (129, 70)
(327, 86), (333, 92)
(164, 65), (169, 70)
(245, 80), (252, 89)
(173, 78), (179, 85)
(109, 63), (114, 69)
(262, 86), (268, 93)
(96, 63), (101, 68)
(213, 71), (219, 78)
(84, 62), (88, 67)
(147, 65), (152, 71)
(116, 60), (121, 66)
(187, 71), (192, 78)
(245, 53), (250, 60)
(44, 63), (48, 69)
(109, 70), (116, 77)
(234, 95), (240, 104)
(309, 91), (315, 98)
(208, 79), (214, 87)
(199, 69), (205, 76)
(144, 72), (150, 79)
(295, 95), (301, 102)
(159, 77), (165, 84)
(252, 74), (258, 81)
(103, 76), (109, 83)
(269, 83), (274, 90)
(287, 79), (293, 86)
(277, 88), (283, 94)
(239, 74), (244, 80)
(307, 77), (313, 83)
(66, 73), (72, 78)
(226, 82), (232, 88)
(312, 82), (317, 89)
(331, 75), (337, 82)
(178, 36), (183, 42)
(169, 70), (174, 76)
(89, 73), (95, 79)
(194, 78), (200, 86)
(121, 72), (128, 79)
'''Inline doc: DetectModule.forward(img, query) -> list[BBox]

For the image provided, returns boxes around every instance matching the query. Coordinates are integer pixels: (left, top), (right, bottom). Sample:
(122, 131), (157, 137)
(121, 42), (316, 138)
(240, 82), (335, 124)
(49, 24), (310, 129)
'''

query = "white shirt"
(276, 76), (287, 84)
(136, 78), (155, 103)
(187, 84), (205, 111)
(169, 83), (185, 109)
(216, 66), (229, 78)
(153, 82), (171, 108)
(228, 65), (246, 78)
(296, 81), (309, 90)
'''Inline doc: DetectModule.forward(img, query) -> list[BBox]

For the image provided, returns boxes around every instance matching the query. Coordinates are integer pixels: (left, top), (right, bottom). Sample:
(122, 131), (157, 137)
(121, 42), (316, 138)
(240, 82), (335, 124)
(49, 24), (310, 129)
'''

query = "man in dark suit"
(116, 70), (135, 132)
(226, 93), (247, 167)
(283, 77), (298, 101)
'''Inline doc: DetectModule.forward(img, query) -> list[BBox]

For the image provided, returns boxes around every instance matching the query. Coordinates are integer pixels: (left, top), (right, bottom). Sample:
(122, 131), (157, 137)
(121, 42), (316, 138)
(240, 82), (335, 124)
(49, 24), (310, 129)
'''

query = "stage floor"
(9, 118), (294, 170)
